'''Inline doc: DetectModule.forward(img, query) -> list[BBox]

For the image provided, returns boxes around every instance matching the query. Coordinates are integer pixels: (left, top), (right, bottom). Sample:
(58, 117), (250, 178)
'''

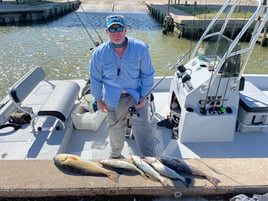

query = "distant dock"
(146, 3), (268, 46)
(0, 0), (80, 25)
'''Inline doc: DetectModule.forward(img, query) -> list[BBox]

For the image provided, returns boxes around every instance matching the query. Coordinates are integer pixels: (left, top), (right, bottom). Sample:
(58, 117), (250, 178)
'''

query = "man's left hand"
(135, 96), (147, 110)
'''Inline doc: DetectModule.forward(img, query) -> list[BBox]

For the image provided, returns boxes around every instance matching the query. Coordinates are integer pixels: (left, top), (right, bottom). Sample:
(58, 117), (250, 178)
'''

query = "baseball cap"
(106, 15), (125, 28)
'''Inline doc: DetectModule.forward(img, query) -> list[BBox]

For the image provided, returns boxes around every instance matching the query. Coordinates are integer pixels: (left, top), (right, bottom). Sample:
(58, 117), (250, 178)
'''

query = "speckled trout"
(131, 155), (169, 187)
(100, 159), (147, 179)
(144, 156), (191, 186)
(53, 154), (119, 183)
(159, 156), (220, 186)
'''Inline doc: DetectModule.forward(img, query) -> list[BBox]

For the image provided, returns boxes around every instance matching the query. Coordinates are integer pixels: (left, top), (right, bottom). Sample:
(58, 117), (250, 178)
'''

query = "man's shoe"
(157, 118), (171, 127)
(157, 112), (180, 129)
(109, 155), (124, 159)
(172, 126), (179, 140)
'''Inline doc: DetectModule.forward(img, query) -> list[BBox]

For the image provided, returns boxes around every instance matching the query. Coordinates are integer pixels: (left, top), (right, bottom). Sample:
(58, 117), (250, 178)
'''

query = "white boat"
(0, 0), (268, 199)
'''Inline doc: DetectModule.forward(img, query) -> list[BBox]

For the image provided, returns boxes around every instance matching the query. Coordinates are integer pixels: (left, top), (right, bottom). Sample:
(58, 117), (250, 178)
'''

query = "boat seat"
(36, 81), (80, 130)
(9, 67), (46, 105)
(239, 81), (268, 112)
(8, 67), (80, 131)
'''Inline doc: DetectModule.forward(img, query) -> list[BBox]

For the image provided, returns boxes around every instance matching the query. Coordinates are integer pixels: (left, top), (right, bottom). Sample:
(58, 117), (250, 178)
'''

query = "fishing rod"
(74, 10), (100, 50)
(128, 50), (191, 116)
(79, 4), (104, 45)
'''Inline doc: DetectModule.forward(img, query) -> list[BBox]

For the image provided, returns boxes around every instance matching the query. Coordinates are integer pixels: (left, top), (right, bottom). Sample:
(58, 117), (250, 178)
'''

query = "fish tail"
(207, 176), (221, 186)
(175, 174), (186, 183)
(184, 177), (192, 187)
(107, 171), (120, 183)
(160, 178), (170, 187)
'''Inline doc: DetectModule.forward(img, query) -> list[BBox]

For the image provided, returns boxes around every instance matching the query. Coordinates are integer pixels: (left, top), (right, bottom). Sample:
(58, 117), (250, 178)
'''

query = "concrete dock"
(0, 0), (80, 25)
(1, 158), (268, 199)
(79, 0), (267, 43)
(146, 1), (268, 42)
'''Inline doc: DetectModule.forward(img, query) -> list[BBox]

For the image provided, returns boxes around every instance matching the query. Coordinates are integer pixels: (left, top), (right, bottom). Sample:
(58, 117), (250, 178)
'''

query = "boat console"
(169, 54), (241, 142)
(168, 0), (268, 142)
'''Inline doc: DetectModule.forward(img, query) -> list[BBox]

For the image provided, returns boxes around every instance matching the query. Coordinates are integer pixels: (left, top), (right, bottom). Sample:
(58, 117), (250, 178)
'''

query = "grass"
(171, 4), (253, 19)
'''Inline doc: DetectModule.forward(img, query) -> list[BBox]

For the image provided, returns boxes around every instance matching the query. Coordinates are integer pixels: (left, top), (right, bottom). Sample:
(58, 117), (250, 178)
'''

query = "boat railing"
(190, 0), (267, 84)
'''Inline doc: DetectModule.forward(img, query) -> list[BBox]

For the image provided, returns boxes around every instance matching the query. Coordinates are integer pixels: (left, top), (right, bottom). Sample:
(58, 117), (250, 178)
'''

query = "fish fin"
(207, 176), (221, 186)
(107, 171), (120, 183)
(146, 174), (159, 182)
(139, 172), (148, 180)
(135, 167), (148, 180)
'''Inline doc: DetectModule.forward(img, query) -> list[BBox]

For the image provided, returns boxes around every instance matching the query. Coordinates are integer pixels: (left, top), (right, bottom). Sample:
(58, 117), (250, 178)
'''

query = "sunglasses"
(108, 26), (124, 33)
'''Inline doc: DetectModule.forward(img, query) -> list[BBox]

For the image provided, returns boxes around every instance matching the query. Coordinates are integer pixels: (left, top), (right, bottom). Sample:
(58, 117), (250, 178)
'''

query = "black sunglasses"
(108, 26), (124, 33)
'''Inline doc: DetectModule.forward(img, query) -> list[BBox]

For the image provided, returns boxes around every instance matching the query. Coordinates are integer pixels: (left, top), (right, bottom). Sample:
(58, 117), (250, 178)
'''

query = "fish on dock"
(159, 156), (221, 186)
(100, 159), (147, 179)
(131, 155), (169, 187)
(144, 156), (191, 186)
(53, 154), (119, 183)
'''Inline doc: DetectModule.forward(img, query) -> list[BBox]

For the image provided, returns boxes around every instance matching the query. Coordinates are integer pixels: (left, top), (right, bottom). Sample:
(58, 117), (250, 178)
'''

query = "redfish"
(144, 156), (191, 186)
(159, 156), (220, 186)
(53, 154), (119, 183)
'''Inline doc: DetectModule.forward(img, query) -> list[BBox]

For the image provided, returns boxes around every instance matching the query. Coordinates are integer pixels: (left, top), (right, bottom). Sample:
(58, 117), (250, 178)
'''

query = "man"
(89, 15), (155, 158)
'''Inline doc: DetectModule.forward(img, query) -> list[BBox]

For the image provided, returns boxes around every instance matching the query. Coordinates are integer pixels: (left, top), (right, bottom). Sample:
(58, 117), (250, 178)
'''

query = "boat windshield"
(205, 35), (241, 77)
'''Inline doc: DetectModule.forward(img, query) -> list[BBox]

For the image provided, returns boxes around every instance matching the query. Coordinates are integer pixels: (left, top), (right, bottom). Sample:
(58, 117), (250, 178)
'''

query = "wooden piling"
(257, 28), (268, 46)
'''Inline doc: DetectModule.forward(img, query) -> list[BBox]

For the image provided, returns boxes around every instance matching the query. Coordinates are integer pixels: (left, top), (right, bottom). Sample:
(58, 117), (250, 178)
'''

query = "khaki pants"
(107, 94), (155, 158)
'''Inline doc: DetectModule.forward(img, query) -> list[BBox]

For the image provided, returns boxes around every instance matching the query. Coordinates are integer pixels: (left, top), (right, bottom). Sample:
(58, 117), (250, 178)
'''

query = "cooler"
(237, 81), (268, 132)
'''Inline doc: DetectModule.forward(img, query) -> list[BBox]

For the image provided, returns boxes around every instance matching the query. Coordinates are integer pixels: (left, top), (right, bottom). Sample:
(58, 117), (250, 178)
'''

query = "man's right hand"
(97, 100), (108, 112)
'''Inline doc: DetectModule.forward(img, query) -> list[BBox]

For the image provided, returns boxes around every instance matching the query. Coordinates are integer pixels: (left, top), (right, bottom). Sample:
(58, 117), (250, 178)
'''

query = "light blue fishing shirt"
(89, 37), (154, 108)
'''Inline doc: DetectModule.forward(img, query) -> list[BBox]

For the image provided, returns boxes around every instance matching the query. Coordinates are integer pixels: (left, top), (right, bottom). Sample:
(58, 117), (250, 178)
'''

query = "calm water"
(0, 10), (268, 99)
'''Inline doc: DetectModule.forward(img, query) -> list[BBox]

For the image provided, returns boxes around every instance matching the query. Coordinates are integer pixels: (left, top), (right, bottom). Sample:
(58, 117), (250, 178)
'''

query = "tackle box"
(237, 81), (268, 132)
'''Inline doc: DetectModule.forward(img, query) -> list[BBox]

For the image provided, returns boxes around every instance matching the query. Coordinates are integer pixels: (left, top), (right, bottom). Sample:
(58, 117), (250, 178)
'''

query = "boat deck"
(66, 91), (268, 160)
(1, 77), (268, 199)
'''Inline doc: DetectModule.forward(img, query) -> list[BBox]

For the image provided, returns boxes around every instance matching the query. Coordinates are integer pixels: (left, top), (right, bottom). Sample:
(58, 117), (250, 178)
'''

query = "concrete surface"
(1, 158), (268, 198)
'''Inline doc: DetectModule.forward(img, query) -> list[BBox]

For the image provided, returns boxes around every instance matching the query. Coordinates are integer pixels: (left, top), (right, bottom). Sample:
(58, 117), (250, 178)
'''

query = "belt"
(121, 92), (129, 97)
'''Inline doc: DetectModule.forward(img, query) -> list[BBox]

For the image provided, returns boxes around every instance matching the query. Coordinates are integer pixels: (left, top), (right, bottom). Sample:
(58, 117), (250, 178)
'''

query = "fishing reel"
(176, 64), (194, 92)
(128, 106), (140, 117)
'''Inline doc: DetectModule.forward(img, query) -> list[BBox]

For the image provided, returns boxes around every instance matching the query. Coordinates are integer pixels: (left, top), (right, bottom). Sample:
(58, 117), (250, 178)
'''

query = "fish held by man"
(159, 156), (220, 186)
(100, 159), (147, 179)
(144, 156), (191, 187)
(53, 154), (119, 183)
(131, 155), (169, 187)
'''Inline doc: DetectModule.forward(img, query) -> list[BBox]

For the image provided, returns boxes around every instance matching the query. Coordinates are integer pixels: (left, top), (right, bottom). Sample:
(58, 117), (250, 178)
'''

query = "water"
(0, 10), (267, 100)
